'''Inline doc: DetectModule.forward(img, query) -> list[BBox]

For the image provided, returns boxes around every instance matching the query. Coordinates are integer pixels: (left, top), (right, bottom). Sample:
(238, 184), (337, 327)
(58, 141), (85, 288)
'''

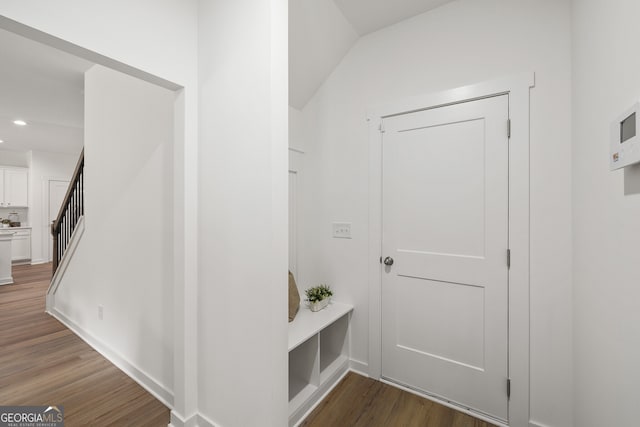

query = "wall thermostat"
(610, 102), (640, 170)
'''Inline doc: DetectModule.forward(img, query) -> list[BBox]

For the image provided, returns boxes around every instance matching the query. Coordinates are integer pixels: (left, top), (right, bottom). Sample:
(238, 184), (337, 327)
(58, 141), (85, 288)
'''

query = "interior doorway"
(0, 16), (195, 424)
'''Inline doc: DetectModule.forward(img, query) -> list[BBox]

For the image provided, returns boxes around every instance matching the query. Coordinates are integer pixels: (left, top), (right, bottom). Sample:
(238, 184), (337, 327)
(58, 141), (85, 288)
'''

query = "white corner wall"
(53, 64), (176, 402)
(197, 1), (289, 426)
(572, 1), (640, 426)
(29, 150), (79, 264)
(297, 1), (572, 426)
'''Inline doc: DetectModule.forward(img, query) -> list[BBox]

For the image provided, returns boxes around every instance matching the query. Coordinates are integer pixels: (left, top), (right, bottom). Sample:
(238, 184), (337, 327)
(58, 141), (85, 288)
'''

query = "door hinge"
(507, 378), (511, 399)
(507, 249), (511, 269)
(507, 119), (511, 139)
(379, 121), (386, 133)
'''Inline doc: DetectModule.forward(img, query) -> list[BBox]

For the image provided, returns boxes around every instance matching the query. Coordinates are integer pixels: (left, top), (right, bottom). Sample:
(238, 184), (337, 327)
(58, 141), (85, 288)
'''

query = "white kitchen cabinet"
(11, 228), (31, 263)
(0, 167), (29, 208)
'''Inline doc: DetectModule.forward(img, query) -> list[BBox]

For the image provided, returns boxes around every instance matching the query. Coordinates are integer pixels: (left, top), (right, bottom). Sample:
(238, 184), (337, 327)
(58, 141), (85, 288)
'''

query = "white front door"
(381, 95), (510, 422)
(48, 180), (70, 261)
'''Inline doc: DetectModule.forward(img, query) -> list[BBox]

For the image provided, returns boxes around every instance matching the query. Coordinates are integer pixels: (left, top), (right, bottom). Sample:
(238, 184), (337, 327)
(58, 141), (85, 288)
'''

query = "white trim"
(289, 149), (303, 280)
(45, 215), (85, 311)
(529, 422), (553, 427)
(48, 307), (174, 408)
(288, 170), (299, 277)
(196, 413), (222, 427)
(169, 410), (222, 427)
(169, 411), (199, 427)
(30, 259), (48, 265)
(289, 147), (303, 173)
(349, 359), (369, 377)
(366, 72), (534, 426)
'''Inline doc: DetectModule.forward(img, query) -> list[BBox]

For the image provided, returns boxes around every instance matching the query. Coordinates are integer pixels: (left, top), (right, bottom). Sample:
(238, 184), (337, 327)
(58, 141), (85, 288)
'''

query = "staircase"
(51, 148), (84, 276)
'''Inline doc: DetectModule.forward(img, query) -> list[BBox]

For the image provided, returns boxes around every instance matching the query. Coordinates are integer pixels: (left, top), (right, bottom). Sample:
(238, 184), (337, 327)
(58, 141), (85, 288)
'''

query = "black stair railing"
(52, 148), (84, 275)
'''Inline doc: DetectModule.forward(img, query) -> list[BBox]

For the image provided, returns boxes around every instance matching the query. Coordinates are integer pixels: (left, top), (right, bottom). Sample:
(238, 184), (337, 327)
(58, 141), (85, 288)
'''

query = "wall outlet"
(332, 222), (352, 239)
(98, 305), (104, 320)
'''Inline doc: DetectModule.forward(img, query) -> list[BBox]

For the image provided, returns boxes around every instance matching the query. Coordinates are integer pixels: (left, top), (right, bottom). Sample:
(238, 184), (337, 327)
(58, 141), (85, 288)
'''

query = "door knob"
(383, 256), (394, 266)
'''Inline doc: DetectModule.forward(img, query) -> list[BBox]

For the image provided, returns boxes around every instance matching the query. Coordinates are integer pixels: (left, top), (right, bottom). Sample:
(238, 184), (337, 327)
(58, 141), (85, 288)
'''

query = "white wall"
(0, 1), (196, 89)
(572, 1), (640, 426)
(288, 0), (358, 109)
(0, 149), (29, 167)
(296, 1), (573, 426)
(196, 1), (289, 426)
(29, 150), (78, 264)
(289, 106), (306, 152)
(54, 64), (175, 402)
(0, 2), (200, 421)
(289, 107), (305, 281)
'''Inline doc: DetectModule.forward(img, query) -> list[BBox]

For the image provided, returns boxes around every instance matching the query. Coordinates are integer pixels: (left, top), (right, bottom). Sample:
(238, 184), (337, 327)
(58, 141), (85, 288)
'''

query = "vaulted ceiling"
(289, 0), (456, 109)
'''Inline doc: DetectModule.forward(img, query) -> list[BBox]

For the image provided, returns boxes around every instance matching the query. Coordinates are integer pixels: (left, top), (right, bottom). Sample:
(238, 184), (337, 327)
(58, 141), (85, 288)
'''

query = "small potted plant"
(305, 284), (333, 312)
(1, 219), (9, 228)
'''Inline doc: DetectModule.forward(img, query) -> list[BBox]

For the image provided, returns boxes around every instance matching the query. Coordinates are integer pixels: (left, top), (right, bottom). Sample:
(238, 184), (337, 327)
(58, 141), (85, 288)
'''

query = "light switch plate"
(332, 222), (352, 239)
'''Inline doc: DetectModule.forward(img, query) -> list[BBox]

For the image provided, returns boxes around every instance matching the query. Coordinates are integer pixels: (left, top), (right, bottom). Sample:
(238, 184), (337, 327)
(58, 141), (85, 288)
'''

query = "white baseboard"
(196, 413), (220, 427)
(0, 275), (13, 285)
(169, 411), (221, 427)
(530, 421), (553, 427)
(48, 307), (174, 409)
(30, 258), (48, 265)
(349, 359), (369, 377)
(169, 411), (199, 427)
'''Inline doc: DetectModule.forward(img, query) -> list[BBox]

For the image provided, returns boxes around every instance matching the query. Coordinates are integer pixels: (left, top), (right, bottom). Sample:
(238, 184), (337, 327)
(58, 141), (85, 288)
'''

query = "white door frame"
(366, 73), (534, 427)
(288, 146), (304, 278)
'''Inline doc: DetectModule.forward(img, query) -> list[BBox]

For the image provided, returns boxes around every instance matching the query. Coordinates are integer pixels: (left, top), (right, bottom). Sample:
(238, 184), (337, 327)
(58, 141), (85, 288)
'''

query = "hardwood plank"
(0, 263), (169, 426)
(301, 372), (498, 427)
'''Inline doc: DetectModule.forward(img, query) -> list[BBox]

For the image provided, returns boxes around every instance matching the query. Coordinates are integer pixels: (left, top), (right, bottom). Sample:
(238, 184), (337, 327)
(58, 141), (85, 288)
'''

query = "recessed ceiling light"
(13, 120), (27, 126)
(0, 139), (3, 143)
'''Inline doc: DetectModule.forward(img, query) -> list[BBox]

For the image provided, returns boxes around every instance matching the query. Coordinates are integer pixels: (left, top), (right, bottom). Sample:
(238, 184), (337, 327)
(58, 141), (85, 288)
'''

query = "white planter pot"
(309, 298), (330, 312)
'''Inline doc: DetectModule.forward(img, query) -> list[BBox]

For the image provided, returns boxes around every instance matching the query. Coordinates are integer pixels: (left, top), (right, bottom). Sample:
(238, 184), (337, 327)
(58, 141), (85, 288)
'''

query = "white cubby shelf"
(288, 300), (353, 426)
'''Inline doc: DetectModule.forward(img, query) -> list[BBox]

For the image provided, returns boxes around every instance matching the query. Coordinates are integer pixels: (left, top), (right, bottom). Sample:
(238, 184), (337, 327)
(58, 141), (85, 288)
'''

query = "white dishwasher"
(10, 228), (31, 264)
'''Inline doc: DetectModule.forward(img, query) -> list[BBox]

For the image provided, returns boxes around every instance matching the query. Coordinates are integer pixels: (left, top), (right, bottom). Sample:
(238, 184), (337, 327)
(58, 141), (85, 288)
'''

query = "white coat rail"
(288, 301), (353, 426)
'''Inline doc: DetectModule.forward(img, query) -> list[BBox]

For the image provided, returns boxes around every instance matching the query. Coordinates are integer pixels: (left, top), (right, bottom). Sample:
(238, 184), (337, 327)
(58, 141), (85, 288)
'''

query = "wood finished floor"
(0, 263), (169, 426)
(302, 372), (498, 427)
